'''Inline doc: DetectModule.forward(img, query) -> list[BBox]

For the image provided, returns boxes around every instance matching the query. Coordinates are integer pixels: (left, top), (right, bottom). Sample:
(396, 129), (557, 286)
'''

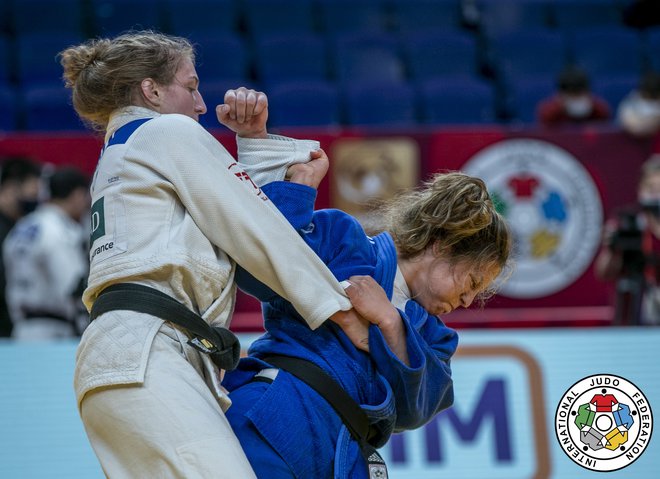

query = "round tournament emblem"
(463, 139), (603, 298)
(555, 374), (653, 472)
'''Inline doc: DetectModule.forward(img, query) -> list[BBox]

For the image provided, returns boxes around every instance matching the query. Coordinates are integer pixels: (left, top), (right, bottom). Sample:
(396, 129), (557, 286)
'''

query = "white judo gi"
(4, 203), (88, 339)
(76, 107), (351, 478)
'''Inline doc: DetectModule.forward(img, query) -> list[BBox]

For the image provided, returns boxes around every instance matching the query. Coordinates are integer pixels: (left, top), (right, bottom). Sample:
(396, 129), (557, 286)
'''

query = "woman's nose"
(195, 91), (207, 114)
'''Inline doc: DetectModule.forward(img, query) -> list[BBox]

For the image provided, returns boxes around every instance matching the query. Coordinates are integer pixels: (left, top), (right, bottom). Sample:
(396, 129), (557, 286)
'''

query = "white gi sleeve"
(133, 115), (351, 329)
(236, 134), (318, 185)
(44, 221), (86, 307)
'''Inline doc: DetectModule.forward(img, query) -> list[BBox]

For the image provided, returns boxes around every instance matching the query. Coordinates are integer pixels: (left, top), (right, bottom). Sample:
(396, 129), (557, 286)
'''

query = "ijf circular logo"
(463, 139), (603, 298)
(555, 374), (653, 472)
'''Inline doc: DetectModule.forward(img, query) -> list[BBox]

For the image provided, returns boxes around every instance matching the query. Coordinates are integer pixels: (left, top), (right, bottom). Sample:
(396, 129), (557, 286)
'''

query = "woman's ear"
(431, 240), (445, 257)
(139, 78), (161, 108)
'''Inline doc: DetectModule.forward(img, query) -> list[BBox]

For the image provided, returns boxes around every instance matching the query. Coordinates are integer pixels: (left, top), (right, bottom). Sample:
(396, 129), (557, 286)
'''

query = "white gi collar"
(392, 266), (411, 310)
(105, 106), (160, 143)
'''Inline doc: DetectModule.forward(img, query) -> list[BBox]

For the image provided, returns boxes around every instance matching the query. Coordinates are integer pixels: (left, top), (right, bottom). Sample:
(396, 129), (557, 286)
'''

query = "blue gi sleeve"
(261, 181), (316, 231)
(368, 300), (458, 431)
(235, 181), (375, 299)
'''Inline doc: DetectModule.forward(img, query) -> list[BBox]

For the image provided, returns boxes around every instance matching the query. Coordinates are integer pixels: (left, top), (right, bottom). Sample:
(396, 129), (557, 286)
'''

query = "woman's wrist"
(237, 128), (268, 139)
(377, 317), (409, 366)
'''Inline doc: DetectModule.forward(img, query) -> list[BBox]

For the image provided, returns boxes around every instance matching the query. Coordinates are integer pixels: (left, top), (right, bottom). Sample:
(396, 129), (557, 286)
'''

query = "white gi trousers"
(79, 319), (257, 479)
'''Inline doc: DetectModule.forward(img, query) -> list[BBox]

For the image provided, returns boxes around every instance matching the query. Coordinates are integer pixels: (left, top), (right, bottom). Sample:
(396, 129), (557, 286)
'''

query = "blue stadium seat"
(197, 79), (261, 131)
(22, 85), (86, 131)
(0, 35), (12, 86)
(10, 0), (85, 36)
(644, 26), (660, 72)
(0, 86), (18, 130)
(390, 0), (463, 33)
(551, 0), (624, 29)
(267, 80), (341, 128)
(476, 0), (552, 35)
(489, 29), (568, 80)
(164, 0), (238, 36)
(242, 0), (316, 36)
(332, 32), (405, 85)
(254, 33), (329, 86)
(506, 75), (556, 123)
(403, 30), (479, 82)
(90, 0), (163, 36)
(0, 1), (10, 36)
(593, 74), (638, 112)
(568, 26), (644, 77)
(188, 32), (249, 84)
(343, 80), (417, 127)
(318, 0), (387, 34)
(16, 32), (82, 88)
(418, 76), (496, 124)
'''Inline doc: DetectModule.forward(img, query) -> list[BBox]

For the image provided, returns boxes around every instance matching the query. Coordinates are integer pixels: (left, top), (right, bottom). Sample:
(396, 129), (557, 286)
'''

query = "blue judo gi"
(223, 181), (458, 478)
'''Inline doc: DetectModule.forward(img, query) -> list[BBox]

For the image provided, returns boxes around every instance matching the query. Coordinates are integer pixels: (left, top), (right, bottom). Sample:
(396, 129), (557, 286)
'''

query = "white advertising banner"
(0, 328), (657, 478)
(238, 328), (658, 479)
(378, 328), (658, 479)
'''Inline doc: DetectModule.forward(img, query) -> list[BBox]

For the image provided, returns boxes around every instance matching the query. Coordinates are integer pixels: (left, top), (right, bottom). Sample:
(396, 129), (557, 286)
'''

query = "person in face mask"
(618, 71), (660, 138)
(595, 155), (660, 325)
(0, 157), (42, 337)
(536, 65), (611, 127)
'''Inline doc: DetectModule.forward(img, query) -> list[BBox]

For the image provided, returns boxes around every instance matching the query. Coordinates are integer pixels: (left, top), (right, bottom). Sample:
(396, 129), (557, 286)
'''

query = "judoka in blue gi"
(223, 156), (512, 479)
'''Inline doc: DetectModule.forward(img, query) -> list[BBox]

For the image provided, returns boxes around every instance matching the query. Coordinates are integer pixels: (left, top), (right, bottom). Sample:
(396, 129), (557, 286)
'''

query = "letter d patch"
(90, 197), (106, 243)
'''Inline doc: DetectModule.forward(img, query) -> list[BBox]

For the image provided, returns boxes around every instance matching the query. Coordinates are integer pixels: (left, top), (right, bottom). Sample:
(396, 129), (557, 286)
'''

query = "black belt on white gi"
(23, 309), (71, 323)
(261, 354), (389, 478)
(89, 283), (240, 371)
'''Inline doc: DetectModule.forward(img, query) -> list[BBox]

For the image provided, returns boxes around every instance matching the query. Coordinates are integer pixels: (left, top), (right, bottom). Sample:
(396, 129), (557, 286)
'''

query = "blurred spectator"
(536, 66), (611, 127)
(618, 71), (660, 138)
(461, 0), (480, 30)
(0, 157), (42, 337)
(623, 0), (660, 29)
(595, 155), (660, 325)
(3, 166), (90, 340)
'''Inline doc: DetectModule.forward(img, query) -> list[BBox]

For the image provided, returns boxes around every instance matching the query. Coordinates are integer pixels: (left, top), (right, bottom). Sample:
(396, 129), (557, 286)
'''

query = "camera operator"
(595, 155), (660, 325)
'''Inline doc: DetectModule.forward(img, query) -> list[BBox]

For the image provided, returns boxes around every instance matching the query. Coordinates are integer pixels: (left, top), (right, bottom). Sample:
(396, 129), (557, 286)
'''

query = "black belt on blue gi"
(261, 354), (389, 479)
(89, 283), (240, 371)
